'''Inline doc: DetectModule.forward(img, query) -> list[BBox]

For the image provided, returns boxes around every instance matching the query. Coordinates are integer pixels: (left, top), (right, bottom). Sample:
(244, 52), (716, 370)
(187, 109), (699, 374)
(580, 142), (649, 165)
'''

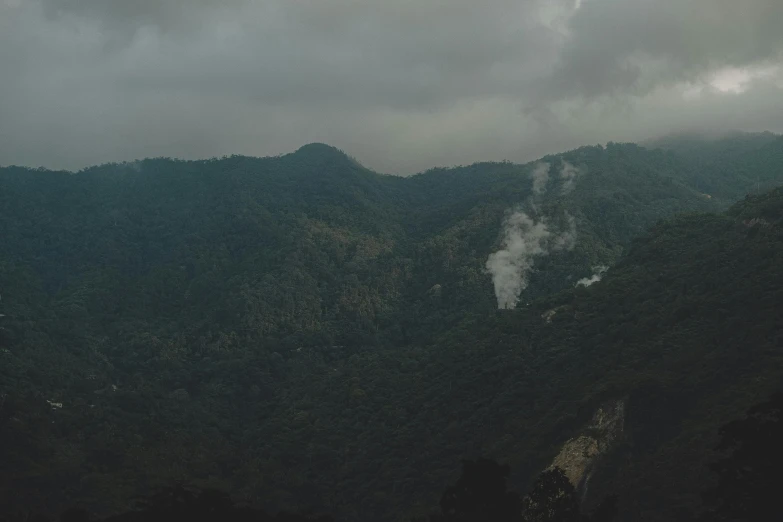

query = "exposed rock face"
(549, 399), (625, 492)
(552, 435), (600, 486)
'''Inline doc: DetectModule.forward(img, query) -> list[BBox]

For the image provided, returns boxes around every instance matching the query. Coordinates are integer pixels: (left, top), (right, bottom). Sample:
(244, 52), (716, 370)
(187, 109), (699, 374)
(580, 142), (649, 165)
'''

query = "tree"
(431, 458), (521, 522)
(698, 392), (783, 521)
(430, 460), (616, 522)
(521, 467), (580, 522)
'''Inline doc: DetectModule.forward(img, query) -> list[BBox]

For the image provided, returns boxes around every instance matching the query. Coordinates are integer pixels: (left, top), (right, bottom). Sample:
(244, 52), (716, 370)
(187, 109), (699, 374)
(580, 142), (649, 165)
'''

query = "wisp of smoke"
(487, 157), (582, 309)
(486, 212), (550, 310)
(124, 160), (142, 173)
(575, 265), (609, 287)
(531, 162), (551, 195)
(486, 210), (577, 309)
(559, 161), (580, 194)
(552, 211), (577, 251)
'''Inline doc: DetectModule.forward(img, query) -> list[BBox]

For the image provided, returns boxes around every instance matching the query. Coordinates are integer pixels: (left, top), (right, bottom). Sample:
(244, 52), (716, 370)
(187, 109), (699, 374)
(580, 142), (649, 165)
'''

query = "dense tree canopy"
(1, 135), (782, 521)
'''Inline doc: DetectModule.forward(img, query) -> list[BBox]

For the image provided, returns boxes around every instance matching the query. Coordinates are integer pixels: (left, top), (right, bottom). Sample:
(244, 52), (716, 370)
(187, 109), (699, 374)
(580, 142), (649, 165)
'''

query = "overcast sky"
(1, 0), (782, 174)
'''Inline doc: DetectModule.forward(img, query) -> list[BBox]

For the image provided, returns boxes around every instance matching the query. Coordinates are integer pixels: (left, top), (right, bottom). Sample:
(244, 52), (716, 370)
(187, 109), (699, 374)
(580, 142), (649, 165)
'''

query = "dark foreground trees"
(697, 392), (783, 521)
(427, 392), (783, 522)
(429, 459), (616, 522)
(14, 392), (783, 522)
(430, 458), (520, 522)
(14, 486), (334, 522)
(13, 461), (607, 522)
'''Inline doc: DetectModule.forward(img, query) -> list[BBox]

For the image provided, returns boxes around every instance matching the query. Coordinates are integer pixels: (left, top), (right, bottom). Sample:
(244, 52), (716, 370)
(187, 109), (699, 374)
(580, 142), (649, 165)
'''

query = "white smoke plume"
(486, 210), (577, 310)
(530, 162), (551, 195)
(559, 161), (581, 194)
(552, 211), (577, 251)
(576, 265), (609, 287)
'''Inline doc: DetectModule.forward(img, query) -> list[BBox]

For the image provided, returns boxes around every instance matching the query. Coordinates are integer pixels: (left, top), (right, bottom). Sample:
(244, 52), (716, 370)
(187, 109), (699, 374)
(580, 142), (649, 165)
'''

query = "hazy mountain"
(645, 130), (783, 201)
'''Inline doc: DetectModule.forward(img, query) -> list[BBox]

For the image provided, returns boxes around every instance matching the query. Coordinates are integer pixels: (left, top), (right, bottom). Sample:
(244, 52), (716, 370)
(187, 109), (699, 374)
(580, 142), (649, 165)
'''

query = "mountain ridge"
(2, 135), (783, 521)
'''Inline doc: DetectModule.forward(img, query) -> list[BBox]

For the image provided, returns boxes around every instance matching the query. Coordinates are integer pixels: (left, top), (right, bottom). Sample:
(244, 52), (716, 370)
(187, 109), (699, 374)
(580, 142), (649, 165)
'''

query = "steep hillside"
(1, 140), (782, 521)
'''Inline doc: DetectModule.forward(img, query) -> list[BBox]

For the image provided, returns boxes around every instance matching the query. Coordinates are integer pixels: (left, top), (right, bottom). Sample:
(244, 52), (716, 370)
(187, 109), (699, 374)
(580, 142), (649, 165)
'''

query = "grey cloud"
(0, 0), (782, 173)
(37, 0), (229, 31)
(538, 0), (783, 102)
(31, 1), (560, 110)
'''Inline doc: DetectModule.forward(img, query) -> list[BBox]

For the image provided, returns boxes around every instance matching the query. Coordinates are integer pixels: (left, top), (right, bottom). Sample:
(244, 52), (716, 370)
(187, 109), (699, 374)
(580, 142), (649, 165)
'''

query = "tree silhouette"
(520, 467), (617, 522)
(520, 467), (580, 522)
(698, 392), (783, 521)
(60, 507), (92, 522)
(585, 495), (618, 522)
(28, 460), (616, 522)
(430, 460), (616, 522)
(431, 458), (521, 522)
(97, 484), (334, 522)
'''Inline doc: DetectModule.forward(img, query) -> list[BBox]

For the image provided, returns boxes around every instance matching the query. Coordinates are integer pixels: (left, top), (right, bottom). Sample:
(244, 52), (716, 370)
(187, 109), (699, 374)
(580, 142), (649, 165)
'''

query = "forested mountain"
(645, 130), (779, 162)
(645, 131), (783, 201)
(1, 136), (782, 521)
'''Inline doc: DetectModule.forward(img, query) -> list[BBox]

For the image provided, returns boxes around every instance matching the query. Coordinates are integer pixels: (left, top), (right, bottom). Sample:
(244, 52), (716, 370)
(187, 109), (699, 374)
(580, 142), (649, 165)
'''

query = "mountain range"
(1, 132), (782, 521)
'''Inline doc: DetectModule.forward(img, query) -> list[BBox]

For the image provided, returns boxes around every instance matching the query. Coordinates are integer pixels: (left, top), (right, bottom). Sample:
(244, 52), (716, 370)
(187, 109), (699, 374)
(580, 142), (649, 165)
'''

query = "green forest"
(2, 133), (783, 521)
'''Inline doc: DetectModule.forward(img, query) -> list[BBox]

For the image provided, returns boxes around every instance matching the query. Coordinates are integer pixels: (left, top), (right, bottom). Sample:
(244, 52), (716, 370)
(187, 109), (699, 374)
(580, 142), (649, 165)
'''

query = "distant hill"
(1, 136), (783, 521)
(645, 130), (783, 201)
(644, 130), (779, 157)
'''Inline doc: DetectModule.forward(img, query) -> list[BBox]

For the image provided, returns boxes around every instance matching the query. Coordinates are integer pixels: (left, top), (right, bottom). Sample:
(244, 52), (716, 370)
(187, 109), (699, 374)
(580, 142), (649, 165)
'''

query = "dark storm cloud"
(1, 0), (781, 173)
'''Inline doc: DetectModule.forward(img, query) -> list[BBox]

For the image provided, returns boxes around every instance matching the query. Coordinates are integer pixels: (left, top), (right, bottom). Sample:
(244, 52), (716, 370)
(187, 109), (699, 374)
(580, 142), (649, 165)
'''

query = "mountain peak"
(294, 142), (347, 158)
(290, 142), (368, 172)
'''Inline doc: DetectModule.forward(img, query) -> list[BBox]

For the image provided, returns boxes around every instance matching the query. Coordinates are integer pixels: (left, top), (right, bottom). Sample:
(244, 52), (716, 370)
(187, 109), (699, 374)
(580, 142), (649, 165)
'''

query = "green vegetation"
(1, 136), (782, 521)
(646, 131), (783, 201)
(30, 392), (783, 522)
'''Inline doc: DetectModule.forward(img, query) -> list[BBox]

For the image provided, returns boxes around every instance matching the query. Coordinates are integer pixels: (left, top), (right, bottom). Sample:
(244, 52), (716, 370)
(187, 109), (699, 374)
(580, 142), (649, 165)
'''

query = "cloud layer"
(1, 0), (782, 172)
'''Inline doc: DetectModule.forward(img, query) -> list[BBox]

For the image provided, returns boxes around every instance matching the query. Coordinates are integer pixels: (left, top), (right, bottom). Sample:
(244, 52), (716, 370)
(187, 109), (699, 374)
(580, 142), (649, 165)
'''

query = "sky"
(1, 0), (782, 174)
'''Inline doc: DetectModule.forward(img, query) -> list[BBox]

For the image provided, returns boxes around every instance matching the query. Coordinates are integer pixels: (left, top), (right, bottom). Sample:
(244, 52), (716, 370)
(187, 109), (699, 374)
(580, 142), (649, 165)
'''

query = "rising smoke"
(531, 162), (550, 195)
(559, 161), (580, 194)
(485, 159), (584, 309)
(552, 211), (577, 251)
(576, 265), (609, 287)
(486, 210), (577, 309)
